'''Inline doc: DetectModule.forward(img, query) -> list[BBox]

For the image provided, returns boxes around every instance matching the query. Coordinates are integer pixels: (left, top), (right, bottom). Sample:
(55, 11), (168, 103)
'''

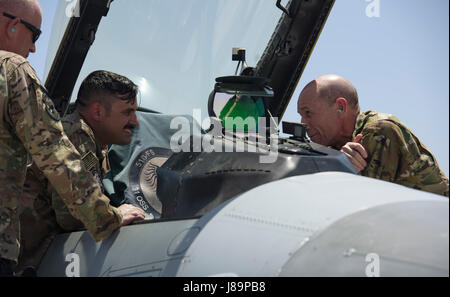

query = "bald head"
(297, 74), (360, 148)
(301, 74), (359, 109)
(0, 0), (42, 58)
(0, 0), (41, 16)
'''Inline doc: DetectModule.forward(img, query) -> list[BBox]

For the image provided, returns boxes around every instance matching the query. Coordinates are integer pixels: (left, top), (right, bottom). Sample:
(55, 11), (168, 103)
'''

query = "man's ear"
(335, 97), (348, 114)
(5, 18), (20, 40)
(88, 102), (105, 122)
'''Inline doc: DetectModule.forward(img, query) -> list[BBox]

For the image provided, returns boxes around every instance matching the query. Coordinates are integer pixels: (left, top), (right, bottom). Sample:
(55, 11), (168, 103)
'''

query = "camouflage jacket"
(51, 111), (111, 231)
(17, 111), (111, 272)
(0, 51), (122, 262)
(353, 110), (449, 197)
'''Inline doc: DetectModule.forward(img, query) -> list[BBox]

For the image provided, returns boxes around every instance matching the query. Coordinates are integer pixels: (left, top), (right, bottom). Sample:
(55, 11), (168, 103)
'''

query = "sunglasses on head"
(3, 12), (41, 43)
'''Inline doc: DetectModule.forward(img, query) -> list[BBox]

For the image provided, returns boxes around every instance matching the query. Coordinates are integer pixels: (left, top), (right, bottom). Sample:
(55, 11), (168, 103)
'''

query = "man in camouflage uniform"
(297, 74), (448, 197)
(17, 70), (144, 273)
(51, 70), (141, 232)
(0, 0), (145, 275)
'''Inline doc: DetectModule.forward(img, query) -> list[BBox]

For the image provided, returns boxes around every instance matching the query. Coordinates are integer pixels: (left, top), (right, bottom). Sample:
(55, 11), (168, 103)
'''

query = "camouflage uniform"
(17, 111), (111, 272)
(16, 165), (59, 273)
(353, 110), (449, 196)
(0, 51), (123, 265)
(51, 111), (111, 231)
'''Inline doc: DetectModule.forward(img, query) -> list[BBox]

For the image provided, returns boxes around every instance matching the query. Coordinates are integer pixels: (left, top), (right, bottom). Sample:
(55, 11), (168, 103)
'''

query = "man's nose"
(30, 43), (36, 54)
(130, 112), (139, 127)
(300, 117), (308, 125)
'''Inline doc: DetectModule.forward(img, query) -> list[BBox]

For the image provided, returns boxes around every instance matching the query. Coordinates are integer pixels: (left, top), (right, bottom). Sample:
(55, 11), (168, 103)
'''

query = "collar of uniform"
(352, 110), (378, 139)
(66, 110), (107, 160)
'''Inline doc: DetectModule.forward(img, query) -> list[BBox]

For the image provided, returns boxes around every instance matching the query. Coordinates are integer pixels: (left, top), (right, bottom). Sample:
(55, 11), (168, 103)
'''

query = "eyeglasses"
(3, 12), (41, 43)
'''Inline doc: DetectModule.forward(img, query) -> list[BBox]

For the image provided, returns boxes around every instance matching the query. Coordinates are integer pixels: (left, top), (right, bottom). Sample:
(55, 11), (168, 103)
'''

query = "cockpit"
(44, 0), (352, 221)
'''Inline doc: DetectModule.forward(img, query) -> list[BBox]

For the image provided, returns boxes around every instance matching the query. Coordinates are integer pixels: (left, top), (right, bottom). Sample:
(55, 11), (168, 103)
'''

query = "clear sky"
(27, 0), (56, 81)
(28, 0), (449, 177)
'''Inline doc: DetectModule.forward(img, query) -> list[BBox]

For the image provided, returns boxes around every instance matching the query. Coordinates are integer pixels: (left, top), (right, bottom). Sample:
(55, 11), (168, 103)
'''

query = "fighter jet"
(36, 0), (448, 277)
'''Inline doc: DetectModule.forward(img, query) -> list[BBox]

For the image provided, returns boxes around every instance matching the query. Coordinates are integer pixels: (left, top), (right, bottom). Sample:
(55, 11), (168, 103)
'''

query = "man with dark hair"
(0, 0), (144, 276)
(53, 70), (142, 230)
(74, 70), (140, 146)
(18, 70), (146, 274)
(297, 74), (448, 197)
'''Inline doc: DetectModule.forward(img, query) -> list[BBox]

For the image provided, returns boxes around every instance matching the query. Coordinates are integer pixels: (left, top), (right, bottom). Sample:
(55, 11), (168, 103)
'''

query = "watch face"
(128, 147), (172, 218)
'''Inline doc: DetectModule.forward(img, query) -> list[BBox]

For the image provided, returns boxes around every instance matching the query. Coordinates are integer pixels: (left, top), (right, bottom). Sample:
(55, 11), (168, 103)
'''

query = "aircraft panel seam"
(224, 213), (317, 233)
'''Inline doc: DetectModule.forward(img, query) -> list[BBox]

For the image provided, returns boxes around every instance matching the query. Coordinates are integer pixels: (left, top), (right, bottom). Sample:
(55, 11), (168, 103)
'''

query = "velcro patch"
(35, 82), (61, 121)
(45, 99), (61, 121)
(81, 151), (98, 172)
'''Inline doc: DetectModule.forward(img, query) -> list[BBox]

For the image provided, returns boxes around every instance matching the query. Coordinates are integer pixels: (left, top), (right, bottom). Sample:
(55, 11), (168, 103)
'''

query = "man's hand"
(118, 204), (146, 226)
(340, 134), (368, 173)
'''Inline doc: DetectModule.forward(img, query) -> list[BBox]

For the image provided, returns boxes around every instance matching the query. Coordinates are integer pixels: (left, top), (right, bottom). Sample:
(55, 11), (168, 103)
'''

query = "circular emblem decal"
(129, 147), (172, 219)
(36, 82), (61, 121)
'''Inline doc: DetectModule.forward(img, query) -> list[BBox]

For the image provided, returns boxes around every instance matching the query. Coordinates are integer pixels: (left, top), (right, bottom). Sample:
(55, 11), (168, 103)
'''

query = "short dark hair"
(76, 70), (139, 113)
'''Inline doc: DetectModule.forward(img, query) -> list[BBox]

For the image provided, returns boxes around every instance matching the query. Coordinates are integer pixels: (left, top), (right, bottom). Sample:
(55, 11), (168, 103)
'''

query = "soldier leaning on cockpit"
(297, 74), (448, 197)
(17, 70), (146, 275)
(0, 0), (144, 276)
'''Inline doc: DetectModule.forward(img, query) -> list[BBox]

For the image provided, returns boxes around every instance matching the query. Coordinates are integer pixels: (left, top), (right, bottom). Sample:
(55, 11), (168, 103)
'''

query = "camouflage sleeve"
(359, 120), (402, 183)
(7, 61), (123, 241)
(360, 120), (449, 196)
(51, 127), (100, 232)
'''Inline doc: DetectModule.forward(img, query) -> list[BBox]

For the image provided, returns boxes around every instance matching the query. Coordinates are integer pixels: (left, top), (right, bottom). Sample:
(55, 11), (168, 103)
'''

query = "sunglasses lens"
(33, 32), (40, 43)
(24, 23), (40, 43)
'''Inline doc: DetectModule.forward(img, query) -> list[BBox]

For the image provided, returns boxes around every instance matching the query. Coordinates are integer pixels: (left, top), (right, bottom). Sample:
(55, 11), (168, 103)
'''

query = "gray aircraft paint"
(38, 172), (448, 277)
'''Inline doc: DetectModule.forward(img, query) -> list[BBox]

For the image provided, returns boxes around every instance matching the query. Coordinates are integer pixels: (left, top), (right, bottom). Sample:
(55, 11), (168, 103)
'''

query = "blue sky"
(28, 0), (449, 177)
(281, 0), (449, 177)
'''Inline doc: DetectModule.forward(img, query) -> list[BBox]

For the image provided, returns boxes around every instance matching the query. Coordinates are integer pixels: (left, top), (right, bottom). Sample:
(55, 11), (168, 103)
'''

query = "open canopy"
(45, 0), (334, 121)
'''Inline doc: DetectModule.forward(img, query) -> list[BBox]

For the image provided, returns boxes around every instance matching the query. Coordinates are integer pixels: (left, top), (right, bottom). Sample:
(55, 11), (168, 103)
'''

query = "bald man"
(297, 74), (448, 197)
(0, 0), (41, 58)
(0, 0), (144, 275)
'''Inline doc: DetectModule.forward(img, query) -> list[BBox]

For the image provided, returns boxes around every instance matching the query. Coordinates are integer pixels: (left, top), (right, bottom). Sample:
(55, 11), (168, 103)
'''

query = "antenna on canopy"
(232, 48), (248, 75)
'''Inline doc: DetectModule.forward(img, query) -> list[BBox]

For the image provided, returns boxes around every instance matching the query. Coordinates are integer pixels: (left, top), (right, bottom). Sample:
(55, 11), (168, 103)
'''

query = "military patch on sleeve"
(44, 97), (61, 121)
(81, 151), (99, 172)
(34, 82), (61, 121)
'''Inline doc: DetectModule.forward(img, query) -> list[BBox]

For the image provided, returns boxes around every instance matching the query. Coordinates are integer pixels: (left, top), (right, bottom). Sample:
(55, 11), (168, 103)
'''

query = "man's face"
(297, 86), (339, 147)
(101, 97), (139, 145)
(7, 4), (42, 58)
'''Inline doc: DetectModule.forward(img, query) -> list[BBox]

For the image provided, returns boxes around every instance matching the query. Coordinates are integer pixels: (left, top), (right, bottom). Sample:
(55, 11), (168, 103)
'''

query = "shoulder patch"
(44, 96), (61, 121)
(81, 151), (99, 172)
(34, 82), (61, 121)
